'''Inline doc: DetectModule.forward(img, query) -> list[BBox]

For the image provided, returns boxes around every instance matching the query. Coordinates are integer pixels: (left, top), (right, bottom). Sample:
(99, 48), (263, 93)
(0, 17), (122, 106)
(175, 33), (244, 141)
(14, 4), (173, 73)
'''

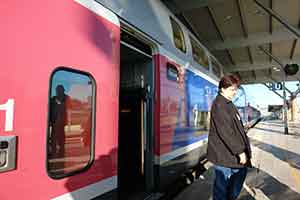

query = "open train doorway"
(118, 30), (155, 199)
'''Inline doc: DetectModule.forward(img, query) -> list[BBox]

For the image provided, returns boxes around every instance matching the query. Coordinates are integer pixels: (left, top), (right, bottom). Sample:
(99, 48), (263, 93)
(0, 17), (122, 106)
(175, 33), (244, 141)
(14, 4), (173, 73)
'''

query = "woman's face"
(221, 85), (238, 101)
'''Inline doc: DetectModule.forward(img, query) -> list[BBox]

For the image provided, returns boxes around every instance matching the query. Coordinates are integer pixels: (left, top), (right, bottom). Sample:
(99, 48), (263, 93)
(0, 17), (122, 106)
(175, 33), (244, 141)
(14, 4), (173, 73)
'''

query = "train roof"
(96, 0), (224, 84)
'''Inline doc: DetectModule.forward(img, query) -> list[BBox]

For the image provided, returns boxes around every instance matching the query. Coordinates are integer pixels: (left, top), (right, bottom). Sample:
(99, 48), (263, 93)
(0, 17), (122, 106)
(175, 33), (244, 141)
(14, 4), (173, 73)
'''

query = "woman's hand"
(239, 152), (247, 165)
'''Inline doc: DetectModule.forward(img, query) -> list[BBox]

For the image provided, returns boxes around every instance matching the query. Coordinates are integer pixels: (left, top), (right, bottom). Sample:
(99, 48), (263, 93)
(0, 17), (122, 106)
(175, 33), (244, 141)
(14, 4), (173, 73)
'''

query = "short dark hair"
(56, 84), (65, 91)
(218, 74), (240, 90)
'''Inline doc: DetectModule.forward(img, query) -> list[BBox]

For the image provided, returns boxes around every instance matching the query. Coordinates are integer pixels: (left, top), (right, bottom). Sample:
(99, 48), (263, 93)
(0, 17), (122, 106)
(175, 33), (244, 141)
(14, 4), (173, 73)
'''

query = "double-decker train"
(0, 0), (260, 199)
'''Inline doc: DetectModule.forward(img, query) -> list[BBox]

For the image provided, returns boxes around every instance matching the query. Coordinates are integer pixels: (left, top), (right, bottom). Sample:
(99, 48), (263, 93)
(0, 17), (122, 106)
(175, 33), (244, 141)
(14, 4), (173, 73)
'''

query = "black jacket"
(207, 94), (252, 168)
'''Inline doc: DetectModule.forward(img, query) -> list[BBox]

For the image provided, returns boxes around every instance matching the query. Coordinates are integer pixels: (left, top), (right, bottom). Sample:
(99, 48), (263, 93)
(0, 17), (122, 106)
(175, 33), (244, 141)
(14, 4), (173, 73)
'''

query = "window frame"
(166, 63), (180, 82)
(211, 59), (222, 78)
(170, 17), (187, 53)
(189, 35), (209, 70)
(46, 66), (96, 179)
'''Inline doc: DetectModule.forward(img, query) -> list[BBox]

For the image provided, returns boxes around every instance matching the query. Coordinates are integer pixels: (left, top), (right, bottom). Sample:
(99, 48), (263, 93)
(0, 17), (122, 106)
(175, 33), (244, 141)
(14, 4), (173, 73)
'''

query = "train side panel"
(154, 54), (218, 189)
(0, 0), (120, 199)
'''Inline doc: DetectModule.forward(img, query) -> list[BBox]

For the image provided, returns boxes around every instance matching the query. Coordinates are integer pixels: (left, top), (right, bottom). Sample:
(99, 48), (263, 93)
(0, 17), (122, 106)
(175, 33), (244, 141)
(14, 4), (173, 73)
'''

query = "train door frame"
(118, 22), (158, 198)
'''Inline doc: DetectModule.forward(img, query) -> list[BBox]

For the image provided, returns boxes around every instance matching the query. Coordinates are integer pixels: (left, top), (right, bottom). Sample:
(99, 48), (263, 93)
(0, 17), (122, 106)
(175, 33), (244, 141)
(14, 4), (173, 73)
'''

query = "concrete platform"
(173, 120), (300, 200)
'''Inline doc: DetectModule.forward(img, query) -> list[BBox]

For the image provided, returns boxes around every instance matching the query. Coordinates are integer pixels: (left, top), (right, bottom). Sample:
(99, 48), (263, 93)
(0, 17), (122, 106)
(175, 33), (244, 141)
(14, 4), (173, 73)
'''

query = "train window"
(47, 68), (95, 179)
(190, 36), (209, 69)
(167, 63), (179, 82)
(170, 17), (186, 53)
(211, 59), (222, 78)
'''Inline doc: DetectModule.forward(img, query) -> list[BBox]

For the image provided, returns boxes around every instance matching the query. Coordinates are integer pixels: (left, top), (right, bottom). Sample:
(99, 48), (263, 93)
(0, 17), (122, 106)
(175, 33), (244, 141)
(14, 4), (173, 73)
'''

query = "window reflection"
(167, 63), (179, 82)
(190, 36), (209, 69)
(192, 104), (210, 131)
(47, 69), (94, 178)
(233, 87), (247, 124)
(170, 17), (186, 53)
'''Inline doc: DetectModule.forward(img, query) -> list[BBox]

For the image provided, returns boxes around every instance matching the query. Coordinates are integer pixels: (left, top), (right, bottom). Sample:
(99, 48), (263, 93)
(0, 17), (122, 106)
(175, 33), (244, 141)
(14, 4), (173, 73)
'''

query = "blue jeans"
(213, 165), (247, 200)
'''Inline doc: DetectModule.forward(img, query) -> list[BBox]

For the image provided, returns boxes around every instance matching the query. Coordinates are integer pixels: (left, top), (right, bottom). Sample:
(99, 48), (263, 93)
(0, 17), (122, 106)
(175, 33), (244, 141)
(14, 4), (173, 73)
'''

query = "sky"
(242, 81), (300, 108)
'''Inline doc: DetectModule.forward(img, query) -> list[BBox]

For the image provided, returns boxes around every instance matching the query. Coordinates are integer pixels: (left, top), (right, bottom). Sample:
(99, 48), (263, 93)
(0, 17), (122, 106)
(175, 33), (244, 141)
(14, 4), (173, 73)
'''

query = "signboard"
(268, 105), (282, 112)
(267, 82), (282, 91)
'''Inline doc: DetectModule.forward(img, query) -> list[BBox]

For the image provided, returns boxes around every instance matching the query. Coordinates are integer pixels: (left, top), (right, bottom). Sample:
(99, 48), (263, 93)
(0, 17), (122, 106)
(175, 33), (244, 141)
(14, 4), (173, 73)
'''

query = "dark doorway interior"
(118, 42), (153, 199)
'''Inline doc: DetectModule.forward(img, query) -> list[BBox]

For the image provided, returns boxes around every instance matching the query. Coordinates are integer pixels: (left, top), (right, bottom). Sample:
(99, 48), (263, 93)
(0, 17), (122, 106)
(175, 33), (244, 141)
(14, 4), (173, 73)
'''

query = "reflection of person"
(193, 104), (198, 127)
(247, 102), (252, 123)
(49, 85), (70, 160)
(207, 75), (252, 200)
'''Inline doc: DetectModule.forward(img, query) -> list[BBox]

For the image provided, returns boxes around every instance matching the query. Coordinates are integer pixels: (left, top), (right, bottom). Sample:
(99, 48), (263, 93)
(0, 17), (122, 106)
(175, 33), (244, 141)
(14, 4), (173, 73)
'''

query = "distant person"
(247, 102), (252, 123)
(207, 75), (252, 200)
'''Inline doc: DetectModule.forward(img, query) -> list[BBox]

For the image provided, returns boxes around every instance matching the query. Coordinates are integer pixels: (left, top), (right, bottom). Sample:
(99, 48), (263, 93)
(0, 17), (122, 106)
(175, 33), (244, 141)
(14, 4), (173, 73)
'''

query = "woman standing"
(207, 75), (252, 200)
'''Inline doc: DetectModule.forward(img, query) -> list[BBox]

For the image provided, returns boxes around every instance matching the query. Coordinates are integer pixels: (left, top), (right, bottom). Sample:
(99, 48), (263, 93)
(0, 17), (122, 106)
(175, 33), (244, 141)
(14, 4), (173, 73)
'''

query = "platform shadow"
(250, 138), (300, 169)
(242, 167), (300, 200)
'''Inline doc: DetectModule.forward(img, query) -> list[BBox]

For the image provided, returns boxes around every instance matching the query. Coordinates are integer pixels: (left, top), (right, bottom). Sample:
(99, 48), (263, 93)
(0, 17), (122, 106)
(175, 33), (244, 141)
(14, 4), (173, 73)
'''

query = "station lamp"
(284, 64), (299, 76)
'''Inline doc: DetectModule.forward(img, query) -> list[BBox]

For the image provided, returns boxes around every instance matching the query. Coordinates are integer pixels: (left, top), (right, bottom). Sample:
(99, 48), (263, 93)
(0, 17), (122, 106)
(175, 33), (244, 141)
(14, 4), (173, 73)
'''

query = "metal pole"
(283, 78), (289, 134)
(258, 47), (284, 69)
(258, 46), (289, 134)
(253, 0), (300, 39)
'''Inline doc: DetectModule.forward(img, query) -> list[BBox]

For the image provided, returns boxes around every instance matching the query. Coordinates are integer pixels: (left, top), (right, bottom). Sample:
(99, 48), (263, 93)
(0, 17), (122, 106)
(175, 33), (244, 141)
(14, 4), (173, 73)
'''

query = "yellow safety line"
(289, 163), (300, 191)
(278, 140), (300, 190)
(281, 142), (300, 190)
(281, 143), (300, 190)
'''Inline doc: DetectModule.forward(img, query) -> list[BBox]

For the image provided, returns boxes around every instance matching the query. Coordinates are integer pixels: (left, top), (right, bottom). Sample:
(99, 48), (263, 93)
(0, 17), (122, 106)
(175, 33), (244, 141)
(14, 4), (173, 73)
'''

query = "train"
(0, 0), (260, 199)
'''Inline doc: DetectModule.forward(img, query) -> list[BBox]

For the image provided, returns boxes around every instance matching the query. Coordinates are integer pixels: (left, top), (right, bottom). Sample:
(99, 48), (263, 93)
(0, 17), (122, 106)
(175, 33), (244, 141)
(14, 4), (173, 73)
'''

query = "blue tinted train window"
(167, 63), (179, 82)
(47, 67), (95, 179)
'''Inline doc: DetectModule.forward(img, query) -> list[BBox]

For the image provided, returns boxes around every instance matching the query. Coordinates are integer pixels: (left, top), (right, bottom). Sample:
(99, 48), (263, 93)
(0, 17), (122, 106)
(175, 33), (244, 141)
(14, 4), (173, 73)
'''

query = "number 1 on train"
(0, 99), (14, 132)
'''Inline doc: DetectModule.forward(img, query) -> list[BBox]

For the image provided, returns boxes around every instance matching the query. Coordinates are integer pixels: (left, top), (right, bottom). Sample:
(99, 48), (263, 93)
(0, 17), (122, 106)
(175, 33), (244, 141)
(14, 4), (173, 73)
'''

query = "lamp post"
(258, 46), (289, 134)
(283, 79), (288, 134)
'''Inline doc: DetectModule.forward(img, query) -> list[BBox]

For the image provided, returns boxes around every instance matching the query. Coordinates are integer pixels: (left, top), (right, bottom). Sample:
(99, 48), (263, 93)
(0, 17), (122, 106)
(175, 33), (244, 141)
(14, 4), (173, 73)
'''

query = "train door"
(118, 30), (155, 199)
